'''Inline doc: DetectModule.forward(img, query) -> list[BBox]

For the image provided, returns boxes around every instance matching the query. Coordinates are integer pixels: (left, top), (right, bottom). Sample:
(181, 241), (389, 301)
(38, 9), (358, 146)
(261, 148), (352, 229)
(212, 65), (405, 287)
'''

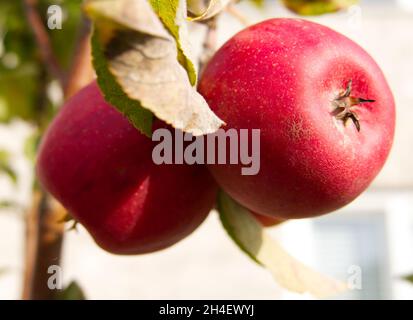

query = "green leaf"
(42, 0), (84, 69)
(402, 274), (413, 284)
(0, 65), (41, 123)
(91, 30), (153, 137)
(0, 1), (84, 124)
(247, 0), (265, 7)
(0, 0), (43, 123)
(149, 0), (197, 85)
(86, 0), (224, 136)
(217, 191), (347, 298)
(187, 0), (231, 21)
(0, 150), (17, 185)
(57, 281), (86, 300)
(281, 0), (357, 16)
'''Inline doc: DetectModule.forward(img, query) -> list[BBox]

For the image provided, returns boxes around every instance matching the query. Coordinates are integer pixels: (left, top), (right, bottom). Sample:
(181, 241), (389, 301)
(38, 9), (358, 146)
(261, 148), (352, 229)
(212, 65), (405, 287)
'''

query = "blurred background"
(0, 0), (413, 299)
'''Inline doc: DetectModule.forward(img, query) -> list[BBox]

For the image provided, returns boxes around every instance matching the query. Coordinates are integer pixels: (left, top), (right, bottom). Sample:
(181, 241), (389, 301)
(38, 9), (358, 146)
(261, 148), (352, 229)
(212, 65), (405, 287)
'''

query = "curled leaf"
(217, 191), (347, 298)
(91, 30), (154, 137)
(281, 0), (357, 16)
(86, 0), (224, 136)
(187, 0), (231, 21)
(150, 0), (197, 85)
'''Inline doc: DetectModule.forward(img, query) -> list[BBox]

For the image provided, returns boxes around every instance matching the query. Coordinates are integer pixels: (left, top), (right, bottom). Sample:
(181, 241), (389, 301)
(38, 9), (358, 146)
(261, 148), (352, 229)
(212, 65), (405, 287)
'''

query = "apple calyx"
(332, 80), (375, 131)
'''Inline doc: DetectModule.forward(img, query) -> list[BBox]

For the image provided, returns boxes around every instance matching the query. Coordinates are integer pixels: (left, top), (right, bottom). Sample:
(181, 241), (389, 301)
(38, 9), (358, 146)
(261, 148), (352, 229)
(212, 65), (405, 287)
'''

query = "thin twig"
(23, 0), (65, 86)
(199, 16), (218, 76)
(226, 3), (251, 26)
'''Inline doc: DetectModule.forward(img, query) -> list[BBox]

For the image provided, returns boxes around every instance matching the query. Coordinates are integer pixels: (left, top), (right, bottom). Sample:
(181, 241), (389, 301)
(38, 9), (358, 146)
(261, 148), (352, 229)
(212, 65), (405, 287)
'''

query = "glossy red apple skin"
(199, 18), (395, 219)
(37, 81), (217, 254)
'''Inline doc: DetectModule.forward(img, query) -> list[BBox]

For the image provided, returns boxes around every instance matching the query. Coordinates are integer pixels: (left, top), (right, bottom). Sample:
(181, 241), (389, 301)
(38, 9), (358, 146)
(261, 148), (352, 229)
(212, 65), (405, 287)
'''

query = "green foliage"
(57, 281), (86, 300)
(403, 274), (413, 284)
(217, 191), (347, 298)
(150, 0), (198, 85)
(0, 1), (83, 124)
(87, 0), (223, 136)
(0, 1), (41, 122)
(24, 131), (41, 163)
(38, 0), (84, 69)
(249, 0), (265, 7)
(91, 30), (154, 137)
(217, 191), (261, 264)
(281, 0), (357, 16)
(0, 150), (17, 185)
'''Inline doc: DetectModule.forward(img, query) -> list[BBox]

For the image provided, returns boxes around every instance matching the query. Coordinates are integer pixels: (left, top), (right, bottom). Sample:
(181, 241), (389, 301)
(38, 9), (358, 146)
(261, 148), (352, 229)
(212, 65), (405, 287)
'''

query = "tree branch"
(22, 191), (65, 300)
(64, 16), (94, 98)
(22, 10), (94, 300)
(23, 0), (65, 86)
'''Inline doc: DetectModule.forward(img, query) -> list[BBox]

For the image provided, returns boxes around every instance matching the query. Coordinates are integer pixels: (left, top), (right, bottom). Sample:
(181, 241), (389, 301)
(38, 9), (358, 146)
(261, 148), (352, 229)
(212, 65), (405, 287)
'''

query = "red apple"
(37, 81), (217, 254)
(199, 18), (395, 219)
